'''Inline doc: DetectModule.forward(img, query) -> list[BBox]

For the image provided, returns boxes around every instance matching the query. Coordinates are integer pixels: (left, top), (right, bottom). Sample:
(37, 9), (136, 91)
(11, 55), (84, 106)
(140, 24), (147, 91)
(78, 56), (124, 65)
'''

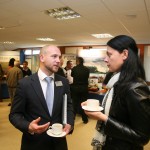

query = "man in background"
(71, 57), (90, 124)
(22, 60), (32, 77)
(64, 60), (73, 85)
(56, 57), (66, 77)
(0, 63), (4, 102)
(6, 60), (23, 106)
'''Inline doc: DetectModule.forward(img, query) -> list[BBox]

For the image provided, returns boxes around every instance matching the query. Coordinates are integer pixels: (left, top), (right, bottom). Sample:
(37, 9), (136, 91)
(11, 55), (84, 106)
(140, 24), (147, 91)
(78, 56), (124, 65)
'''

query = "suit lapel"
(30, 73), (50, 116)
(52, 75), (63, 116)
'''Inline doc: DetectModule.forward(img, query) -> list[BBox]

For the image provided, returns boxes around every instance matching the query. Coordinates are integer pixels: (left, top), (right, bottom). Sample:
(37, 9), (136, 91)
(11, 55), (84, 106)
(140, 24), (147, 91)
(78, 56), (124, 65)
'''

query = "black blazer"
(102, 80), (150, 150)
(9, 73), (74, 150)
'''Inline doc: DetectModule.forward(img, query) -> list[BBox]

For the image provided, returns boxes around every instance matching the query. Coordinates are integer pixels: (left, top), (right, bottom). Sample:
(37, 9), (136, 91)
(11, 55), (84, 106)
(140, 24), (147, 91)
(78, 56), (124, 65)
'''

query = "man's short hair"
(77, 57), (84, 64)
(23, 61), (28, 64)
(66, 60), (72, 65)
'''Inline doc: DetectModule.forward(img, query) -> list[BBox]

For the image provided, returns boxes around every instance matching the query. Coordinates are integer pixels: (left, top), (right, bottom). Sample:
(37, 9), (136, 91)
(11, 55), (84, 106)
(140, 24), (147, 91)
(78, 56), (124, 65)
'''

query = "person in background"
(22, 60), (32, 77)
(64, 60), (73, 85)
(0, 63), (4, 102)
(9, 45), (74, 150)
(56, 57), (66, 77)
(100, 71), (114, 94)
(5, 58), (15, 76)
(8, 58), (15, 69)
(82, 35), (150, 150)
(102, 72), (113, 88)
(71, 57), (90, 124)
(6, 60), (23, 106)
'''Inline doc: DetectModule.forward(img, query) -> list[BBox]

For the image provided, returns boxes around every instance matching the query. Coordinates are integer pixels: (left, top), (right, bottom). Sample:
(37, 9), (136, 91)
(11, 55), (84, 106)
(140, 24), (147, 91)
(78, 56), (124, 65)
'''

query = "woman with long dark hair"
(82, 35), (150, 150)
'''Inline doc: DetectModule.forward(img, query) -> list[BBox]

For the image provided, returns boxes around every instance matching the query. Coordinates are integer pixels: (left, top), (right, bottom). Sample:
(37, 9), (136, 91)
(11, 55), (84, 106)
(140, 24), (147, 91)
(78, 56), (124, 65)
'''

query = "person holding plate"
(9, 45), (74, 150)
(82, 35), (150, 150)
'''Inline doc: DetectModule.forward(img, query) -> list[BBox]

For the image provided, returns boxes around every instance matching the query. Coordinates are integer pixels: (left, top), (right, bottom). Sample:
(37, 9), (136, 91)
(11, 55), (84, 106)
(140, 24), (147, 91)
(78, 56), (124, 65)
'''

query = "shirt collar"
(38, 68), (54, 81)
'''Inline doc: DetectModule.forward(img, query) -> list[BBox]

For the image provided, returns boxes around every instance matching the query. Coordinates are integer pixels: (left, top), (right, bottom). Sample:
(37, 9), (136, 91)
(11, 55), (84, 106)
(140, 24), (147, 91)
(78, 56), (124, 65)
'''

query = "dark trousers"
(21, 133), (68, 150)
(71, 85), (88, 122)
(0, 81), (2, 101)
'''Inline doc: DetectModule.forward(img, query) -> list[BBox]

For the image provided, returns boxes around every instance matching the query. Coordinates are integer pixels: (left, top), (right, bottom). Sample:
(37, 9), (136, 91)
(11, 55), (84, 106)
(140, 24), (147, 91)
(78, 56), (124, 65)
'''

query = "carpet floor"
(0, 99), (150, 150)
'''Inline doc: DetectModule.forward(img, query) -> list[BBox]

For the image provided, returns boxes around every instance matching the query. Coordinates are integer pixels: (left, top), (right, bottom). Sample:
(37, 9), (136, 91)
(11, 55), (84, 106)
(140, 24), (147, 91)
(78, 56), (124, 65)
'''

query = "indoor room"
(0, 0), (150, 150)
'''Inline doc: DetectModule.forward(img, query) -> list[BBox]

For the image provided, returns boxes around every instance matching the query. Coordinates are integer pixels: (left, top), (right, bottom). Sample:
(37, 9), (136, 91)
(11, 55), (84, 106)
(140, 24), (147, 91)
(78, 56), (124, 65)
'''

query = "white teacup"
(49, 123), (63, 135)
(87, 99), (99, 108)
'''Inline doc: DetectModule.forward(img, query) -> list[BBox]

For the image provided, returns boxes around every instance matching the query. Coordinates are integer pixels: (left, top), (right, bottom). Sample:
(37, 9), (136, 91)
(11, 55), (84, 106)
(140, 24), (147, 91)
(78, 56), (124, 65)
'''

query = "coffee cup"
(49, 123), (63, 135)
(87, 99), (99, 108)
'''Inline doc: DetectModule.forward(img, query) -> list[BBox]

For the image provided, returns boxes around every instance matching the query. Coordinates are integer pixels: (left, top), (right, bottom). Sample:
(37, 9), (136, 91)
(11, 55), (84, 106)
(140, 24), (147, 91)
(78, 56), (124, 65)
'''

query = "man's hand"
(28, 117), (50, 134)
(81, 101), (87, 107)
(63, 124), (72, 135)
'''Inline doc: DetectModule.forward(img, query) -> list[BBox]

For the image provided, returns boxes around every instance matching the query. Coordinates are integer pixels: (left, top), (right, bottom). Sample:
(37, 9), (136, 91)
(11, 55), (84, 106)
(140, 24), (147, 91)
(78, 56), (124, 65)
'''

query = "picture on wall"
(78, 48), (108, 74)
(78, 48), (108, 91)
(62, 54), (76, 68)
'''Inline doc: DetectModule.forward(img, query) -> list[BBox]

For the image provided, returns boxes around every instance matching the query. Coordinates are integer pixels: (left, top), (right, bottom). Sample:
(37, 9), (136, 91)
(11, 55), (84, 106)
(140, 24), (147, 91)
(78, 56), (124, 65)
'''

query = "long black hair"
(107, 35), (146, 95)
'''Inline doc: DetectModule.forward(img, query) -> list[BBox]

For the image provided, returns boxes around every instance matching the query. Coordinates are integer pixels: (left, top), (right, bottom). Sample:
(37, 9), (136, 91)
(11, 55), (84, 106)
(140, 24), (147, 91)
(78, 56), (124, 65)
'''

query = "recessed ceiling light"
(126, 14), (137, 19)
(92, 34), (113, 38)
(36, 38), (55, 41)
(45, 7), (81, 20)
(0, 41), (14, 44)
(0, 26), (5, 30)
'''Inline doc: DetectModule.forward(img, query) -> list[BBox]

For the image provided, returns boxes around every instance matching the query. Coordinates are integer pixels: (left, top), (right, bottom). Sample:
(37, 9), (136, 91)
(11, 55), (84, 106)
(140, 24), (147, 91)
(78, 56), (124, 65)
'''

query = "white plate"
(47, 129), (66, 137)
(82, 106), (103, 112)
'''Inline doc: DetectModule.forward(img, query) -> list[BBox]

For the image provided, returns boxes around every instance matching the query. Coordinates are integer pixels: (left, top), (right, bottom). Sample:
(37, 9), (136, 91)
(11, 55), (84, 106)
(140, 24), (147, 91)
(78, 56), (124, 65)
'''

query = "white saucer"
(82, 106), (103, 112)
(47, 129), (66, 137)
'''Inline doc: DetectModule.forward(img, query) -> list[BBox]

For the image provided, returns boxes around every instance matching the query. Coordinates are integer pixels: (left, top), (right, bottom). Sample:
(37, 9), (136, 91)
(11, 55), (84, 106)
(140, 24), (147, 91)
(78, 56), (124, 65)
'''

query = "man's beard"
(45, 65), (58, 73)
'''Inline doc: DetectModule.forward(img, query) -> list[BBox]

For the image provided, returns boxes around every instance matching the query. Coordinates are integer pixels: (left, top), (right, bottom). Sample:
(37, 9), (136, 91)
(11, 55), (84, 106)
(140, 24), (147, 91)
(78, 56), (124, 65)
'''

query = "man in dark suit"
(9, 45), (74, 150)
(71, 57), (90, 124)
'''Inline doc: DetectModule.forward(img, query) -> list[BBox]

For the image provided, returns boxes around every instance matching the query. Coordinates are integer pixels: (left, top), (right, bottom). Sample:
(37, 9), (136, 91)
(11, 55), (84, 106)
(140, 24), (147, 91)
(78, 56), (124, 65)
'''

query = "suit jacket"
(6, 66), (23, 88)
(71, 64), (89, 85)
(56, 67), (66, 77)
(9, 73), (74, 150)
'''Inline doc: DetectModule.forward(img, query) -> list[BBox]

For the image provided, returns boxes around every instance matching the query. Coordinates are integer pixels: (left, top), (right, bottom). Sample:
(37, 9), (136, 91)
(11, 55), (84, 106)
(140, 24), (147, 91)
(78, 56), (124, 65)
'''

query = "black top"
(103, 72), (113, 85)
(56, 67), (66, 77)
(22, 68), (32, 77)
(71, 64), (90, 85)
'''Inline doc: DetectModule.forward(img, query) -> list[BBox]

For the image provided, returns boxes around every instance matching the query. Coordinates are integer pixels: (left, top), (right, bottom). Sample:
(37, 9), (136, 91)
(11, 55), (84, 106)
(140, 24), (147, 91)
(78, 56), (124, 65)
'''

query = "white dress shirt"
(38, 68), (54, 99)
(66, 69), (73, 84)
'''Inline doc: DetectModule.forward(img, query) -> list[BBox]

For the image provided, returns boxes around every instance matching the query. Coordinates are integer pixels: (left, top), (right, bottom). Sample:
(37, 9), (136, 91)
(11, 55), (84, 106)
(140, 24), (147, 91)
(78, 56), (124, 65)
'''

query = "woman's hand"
(85, 111), (108, 122)
(81, 101), (108, 122)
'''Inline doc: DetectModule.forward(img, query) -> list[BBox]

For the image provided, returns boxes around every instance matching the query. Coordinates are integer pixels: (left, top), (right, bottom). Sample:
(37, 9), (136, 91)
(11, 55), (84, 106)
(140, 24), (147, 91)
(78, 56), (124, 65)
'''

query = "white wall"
(0, 51), (20, 62)
(144, 46), (150, 82)
(144, 46), (150, 89)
